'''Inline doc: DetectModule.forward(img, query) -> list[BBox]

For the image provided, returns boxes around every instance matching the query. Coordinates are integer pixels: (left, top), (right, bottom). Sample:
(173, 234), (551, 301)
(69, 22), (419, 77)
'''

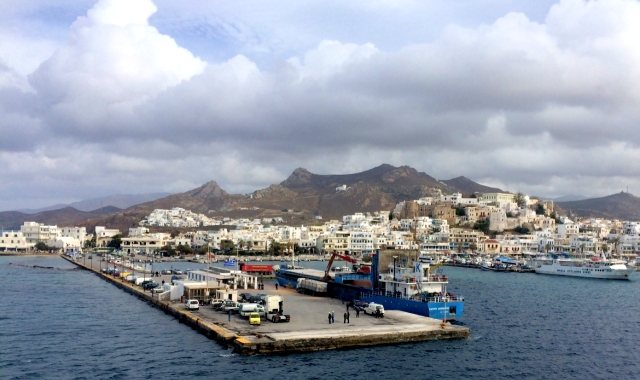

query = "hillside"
(14, 192), (170, 214)
(77, 165), (456, 231)
(440, 176), (504, 194)
(557, 192), (640, 220)
(0, 206), (121, 231)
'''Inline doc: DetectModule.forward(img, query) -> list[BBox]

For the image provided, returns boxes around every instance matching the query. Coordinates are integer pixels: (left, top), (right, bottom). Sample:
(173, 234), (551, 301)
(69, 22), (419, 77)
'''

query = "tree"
(237, 239), (245, 252)
(610, 237), (621, 255)
(160, 244), (175, 256)
(514, 192), (527, 207)
(544, 243), (551, 253)
(176, 244), (193, 255)
(473, 219), (490, 234)
(107, 234), (122, 249)
(84, 235), (96, 249)
(455, 207), (466, 216)
(535, 203), (545, 215)
(220, 240), (235, 251)
(246, 241), (253, 251)
(35, 242), (49, 251)
(469, 242), (478, 252)
(602, 245), (610, 256)
(514, 226), (530, 234)
(579, 243), (586, 255)
(389, 211), (394, 221)
(268, 241), (284, 255)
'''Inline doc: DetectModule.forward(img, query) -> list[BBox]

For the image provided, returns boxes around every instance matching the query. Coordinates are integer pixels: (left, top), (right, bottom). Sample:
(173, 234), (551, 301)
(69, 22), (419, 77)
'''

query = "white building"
(60, 227), (87, 246)
(20, 222), (60, 243)
(0, 231), (32, 252)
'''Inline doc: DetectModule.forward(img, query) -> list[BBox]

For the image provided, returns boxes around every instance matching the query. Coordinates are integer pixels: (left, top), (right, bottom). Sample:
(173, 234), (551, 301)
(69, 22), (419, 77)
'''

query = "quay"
(62, 256), (470, 355)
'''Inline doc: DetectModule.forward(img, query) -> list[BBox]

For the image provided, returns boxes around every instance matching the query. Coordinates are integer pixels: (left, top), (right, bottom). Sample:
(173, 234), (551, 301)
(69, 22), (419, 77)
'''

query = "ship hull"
(360, 294), (464, 320)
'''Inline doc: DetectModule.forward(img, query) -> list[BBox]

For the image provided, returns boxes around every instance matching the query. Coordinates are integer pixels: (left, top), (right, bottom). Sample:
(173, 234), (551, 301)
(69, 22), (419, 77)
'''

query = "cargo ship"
(274, 250), (464, 321)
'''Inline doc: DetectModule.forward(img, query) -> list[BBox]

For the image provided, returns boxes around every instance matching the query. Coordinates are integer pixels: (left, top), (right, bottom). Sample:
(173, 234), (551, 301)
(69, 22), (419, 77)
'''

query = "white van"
(185, 299), (200, 311)
(364, 302), (384, 316)
(238, 303), (265, 317)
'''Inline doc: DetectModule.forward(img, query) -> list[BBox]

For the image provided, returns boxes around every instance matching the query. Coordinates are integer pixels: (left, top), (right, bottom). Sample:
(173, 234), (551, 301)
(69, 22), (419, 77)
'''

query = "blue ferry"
(274, 250), (464, 321)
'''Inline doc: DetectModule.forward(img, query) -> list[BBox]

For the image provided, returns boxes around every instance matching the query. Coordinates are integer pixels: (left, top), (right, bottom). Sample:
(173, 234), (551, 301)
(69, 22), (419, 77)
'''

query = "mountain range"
(1, 164), (639, 232)
(14, 193), (171, 214)
(556, 192), (640, 221)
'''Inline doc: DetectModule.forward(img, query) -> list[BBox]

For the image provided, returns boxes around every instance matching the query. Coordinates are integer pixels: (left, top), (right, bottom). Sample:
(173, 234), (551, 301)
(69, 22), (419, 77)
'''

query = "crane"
(324, 251), (357, 280)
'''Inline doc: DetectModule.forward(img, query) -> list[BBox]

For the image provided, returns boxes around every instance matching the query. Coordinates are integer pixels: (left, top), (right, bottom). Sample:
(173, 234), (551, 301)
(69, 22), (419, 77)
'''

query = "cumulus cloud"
(28, 0), (206, 137)
(2, 0), (640, 210)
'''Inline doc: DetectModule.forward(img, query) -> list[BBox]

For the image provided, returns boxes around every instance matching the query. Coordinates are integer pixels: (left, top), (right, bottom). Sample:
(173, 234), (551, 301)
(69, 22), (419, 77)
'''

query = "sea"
(1, 255), (639, 380)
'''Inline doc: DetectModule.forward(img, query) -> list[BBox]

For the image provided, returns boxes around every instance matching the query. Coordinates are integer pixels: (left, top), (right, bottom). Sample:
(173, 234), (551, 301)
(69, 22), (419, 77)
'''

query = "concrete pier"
(63, 256), (470, 355)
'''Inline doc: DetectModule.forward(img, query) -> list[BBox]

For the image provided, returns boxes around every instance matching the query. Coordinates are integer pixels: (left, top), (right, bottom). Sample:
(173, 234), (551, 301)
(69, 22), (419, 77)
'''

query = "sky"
(1, 0), (640, 211)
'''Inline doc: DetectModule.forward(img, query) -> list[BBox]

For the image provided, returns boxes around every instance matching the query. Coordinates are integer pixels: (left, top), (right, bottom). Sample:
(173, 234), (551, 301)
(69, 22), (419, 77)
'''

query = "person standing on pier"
(228, 309), (231, 321)
(328, 311), (332, 324)
(275, 283), (278, 290)
(356, 308), (360, 318)
(331, 311), (335, 323)
(346, 311), (350, 323)
(343, 312), (347, 323)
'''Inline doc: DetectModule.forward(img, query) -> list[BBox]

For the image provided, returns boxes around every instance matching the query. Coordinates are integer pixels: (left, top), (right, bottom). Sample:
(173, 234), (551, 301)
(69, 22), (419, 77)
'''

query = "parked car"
(249, 295), (265, 304)
(185, 299), (199, 311)
(150, 286), (164, 294)
(142, 282), (159, 290)
(171, 275), (184, 282)
(352, 300), (368, 311)
(239, 293), (253, 302)
(172, 269), (183, 275)
(212, 301), (225, 311)
(249, 312), (261, 325)
(161, 269), (172, 275)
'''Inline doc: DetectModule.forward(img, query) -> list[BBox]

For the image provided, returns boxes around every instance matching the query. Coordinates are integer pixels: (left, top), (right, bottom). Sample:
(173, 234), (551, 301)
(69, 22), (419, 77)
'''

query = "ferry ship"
(274, 250), (464, 321)
(533, 253), (635, 280)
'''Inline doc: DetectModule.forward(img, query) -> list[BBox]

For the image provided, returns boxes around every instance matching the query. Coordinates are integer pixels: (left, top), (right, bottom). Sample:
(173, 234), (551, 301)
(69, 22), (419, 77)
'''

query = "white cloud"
(3, 0), (640, 210)
(28, 0), (206, 136)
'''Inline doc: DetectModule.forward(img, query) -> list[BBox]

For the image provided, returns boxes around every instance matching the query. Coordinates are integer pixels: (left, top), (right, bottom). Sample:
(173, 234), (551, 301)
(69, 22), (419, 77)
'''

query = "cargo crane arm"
(324, 251), (357, 280)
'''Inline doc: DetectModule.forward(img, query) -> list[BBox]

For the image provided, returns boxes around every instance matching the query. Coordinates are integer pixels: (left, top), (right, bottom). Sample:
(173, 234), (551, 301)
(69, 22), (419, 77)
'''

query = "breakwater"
(62, 255), (469, 355)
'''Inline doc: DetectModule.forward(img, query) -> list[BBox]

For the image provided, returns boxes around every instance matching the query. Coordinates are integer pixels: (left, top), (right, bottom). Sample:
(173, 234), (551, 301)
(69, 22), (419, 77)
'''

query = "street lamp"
(392, 255), (398, 297)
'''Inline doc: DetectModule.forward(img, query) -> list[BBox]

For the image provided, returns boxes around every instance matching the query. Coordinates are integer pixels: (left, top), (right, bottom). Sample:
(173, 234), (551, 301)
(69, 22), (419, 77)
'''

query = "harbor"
(61, 255), (470, 355)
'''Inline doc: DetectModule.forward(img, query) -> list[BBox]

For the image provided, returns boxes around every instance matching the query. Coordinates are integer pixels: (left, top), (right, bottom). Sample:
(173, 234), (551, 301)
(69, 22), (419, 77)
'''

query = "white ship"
(533, 253), (635, 280)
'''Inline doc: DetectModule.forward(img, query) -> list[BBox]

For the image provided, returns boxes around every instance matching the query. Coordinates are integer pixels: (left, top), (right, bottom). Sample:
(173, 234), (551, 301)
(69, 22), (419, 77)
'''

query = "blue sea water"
(1, 256), (639, 380)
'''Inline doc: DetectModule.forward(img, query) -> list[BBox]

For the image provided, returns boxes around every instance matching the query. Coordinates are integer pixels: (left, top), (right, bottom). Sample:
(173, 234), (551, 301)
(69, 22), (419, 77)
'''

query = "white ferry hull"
(535, 264), (634, 280)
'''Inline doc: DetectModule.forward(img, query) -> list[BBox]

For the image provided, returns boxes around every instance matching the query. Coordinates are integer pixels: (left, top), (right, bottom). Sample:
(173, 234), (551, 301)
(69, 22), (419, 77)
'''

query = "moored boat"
(275, 250), (465, 321)
(533, 253), (635, 280)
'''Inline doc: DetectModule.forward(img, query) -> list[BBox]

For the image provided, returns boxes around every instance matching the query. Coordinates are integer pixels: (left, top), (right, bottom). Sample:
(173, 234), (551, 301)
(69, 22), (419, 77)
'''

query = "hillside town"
(2, 191), (639, 258)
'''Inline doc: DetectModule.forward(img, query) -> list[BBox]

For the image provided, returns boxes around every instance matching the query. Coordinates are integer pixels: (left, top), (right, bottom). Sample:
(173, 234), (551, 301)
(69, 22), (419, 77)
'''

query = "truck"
(296, 278), (328, 295)
(221, 301), (239, 313)
(263, 295), (290, 323)
(238, 303), (266, 317)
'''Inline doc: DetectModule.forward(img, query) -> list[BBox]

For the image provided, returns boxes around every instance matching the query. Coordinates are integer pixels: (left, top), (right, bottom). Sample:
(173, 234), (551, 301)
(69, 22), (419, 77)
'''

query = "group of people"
(328, 307), (353, 324)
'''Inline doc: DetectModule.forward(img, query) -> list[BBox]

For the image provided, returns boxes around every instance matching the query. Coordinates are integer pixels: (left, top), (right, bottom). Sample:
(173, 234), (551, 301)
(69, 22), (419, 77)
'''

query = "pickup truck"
(221, 301), (239, 313)
(364, 302), (385, 317)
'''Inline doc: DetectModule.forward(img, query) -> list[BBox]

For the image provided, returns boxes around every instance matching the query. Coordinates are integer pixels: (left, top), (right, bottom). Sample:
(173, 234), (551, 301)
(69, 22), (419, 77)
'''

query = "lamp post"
(392, 255), (398, 296)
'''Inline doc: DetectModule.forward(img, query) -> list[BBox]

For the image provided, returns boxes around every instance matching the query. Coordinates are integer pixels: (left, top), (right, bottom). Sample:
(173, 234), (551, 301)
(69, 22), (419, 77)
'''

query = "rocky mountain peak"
(381, 165), (418, 183)
(184, 180), (227, 199)
(281, 168), (313, 187)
